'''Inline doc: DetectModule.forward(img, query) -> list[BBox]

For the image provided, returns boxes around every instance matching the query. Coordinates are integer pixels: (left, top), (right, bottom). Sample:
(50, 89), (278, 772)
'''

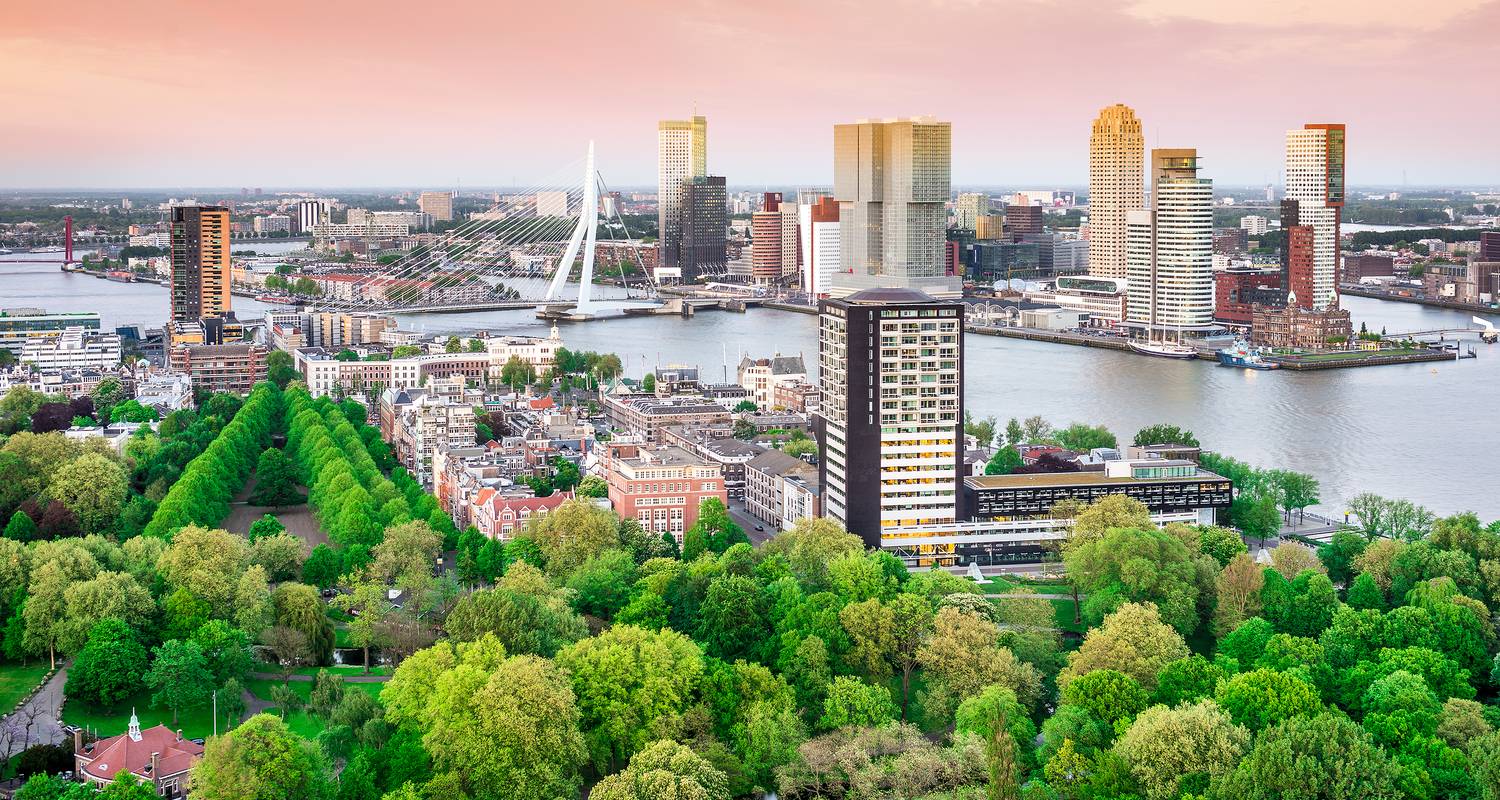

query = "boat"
(105, 270), (136, 283)
(30, 245), (65, 253)
(1129, 340), (1199, 359)
(1217, 341), (1278, 370)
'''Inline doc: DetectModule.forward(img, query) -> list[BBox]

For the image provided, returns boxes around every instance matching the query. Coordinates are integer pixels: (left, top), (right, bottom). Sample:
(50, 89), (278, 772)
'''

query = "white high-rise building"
(657, 115), (708, 270)
(1239, 215), (1270, 236)
(295, 199), (332, 234)
(1126, 149), (1215, 333)
(1284, 124), (1346, 310)
(953, 192), (989, 230)
(1087, 105), (1145, 280)
(831, 117), (959, 298)
(798, 192), (840, 298)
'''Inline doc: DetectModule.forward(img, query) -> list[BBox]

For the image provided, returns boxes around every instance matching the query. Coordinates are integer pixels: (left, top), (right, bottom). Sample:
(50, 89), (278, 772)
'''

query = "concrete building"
(1006, 204), (1044, 238)
(1239, 215), (1270, 236)
(19, 326), (121, 370)
(1215, 267), (1283, 328)
(1024, 275), (1127, 323)
(1284, 124), (1346, 309)
(673, 176), (727, 281)
(817, 288), (963, 547)
(168, 342), (266, 395)
(953, 192), (989, 230)
(169, 205), (232, 325)
(745, 448), (818, 530)
(0, 309), (102, 356)
(658, 115), (708, 277)
(831, 117), (960, 298)
(800, 195), (840, 298)
(382, 377), (480, 486)
(253, 213), (292, 234)
(1343, 252), (1399, 282)
(602, 439), (727, 544)
(294, 199), (332, 234)
(737, 354), (807, 409)
(602, 393), (732, 444)
(751, 193), (798, 284)
(419, 191), (454, 222)
(1087, 104), (1145, 280)
(1126, 149), (1215, 334)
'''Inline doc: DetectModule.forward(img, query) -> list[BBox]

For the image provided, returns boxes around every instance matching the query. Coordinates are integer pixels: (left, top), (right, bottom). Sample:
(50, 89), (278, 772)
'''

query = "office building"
(975, 214), (1006, 241)
(19, 327), (121, 371)
(1251, 304), (1352, 349)
(1285, 222), (1317, 308)
(535, 191), (570, 217)
(1214, 266), (1284, 327)
(418, 191), (454, 222)
(674, 176), (727, 281)
(658, 115), (709, 276)
(953, 192), (988, 230)
(817, 288), (964, 547)
(253, 214), (291, 234)
(169, 343), (267, 395)
(1006, 204), (1044, 238)
(169, 205), (232, 325)
(1087, 104), (1145, 280)
(831, 117), (960, 298)
(1214, 228), (1249, 255)
(602, 439), (727, 544)
(1239, 215), (1269, 236)
(294, 199), (332, 234)
(751, 193), (798, 284)
(799, 195), (840, 298)
(971, 241), (1041, 283)
(1126, 149), (1215, 333)
(1025, 275), (1127, 323)
(1343, 252), (1398, 282)
(1481, 231), (1500, 261)
(0, 309), (102, 356)
(1284, 123), (1346, 309)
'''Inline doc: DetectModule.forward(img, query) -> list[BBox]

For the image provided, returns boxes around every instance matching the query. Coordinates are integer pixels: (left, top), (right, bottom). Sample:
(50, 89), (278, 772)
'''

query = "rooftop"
(840, 287), (941, 305)
(965, 466), (1227, 490)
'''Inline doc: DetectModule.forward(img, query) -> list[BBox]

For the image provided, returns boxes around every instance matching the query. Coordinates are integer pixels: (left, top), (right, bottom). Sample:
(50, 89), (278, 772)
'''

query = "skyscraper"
(294, 199), (331, 234)
(169, 205), (232, 324)
(799, 195), (840, 299)
(676, 176), (726, 281)
(418, 191), (454, 222)
(751, 193), (798, 285)
(1125, 149), (1215, 333)
(1087, 104), (1145, 280)
(1283, 123), (1346, 310)
(658, 115), (708, 274)
(832, 117), (960, 298)
(817, 288), (964, 547)
(953, 192), (988, 231)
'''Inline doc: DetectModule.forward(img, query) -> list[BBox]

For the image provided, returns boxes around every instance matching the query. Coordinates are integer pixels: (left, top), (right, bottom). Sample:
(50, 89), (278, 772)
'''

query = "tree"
(266, 349), (297, 389)
(591, 739), (731, 800)
(683, 498), (746, 558)
(1269, 542), (1325, 579)
(1213, 553), (1266, 638)
(192, 619), (252, 685)
(640, 372), (657, 394)
(819, 677), (897, 730)
(4, 509), (37, 543)
(1054, 423), (1117, 452)
(1269, 470), (1320, 523)
(1318, 530), (1368, 586)
(385, 639), (588, 799)
(260, 626), (310, 679)
(525, 499), (619, 578)
(371, 520), (442, 608)
(1348, 492), (1391, 540)
(576, 475), (607, 498)
(965, 413), (998, 448)
(1360, 669), (1440, 748)
(331, 578), (389, 674)
(1069, 494), (1152, 546)
(66, 618), (148, 708)
(1198, 525), (1247, 568)
(22, 561), (69, 668)
(1231, 493), (1283, 544)
(1061, 669), (1148, 728)
(956, 685), (1031, 800)
(1021, 415), (1053, 444)
(984, 445), (1023, 476)
(1348, 573), (1386, 611)
(1113, 700), (1248, 800)
(61, 570), (155, 651)
(191, 713), (332, 800)
(1154, 654), (1231, 707)
(1215, 668), (1322, 731)
(302, 544), (342, 590)
(274, 582), (335, 666)
(443, 336), (461, 353)
(500, 355), (536, 392)
(144, 639), (214, 725)
(1212, 712), (1403, 799)
(1133, 424), (1199, 448)
(919, 607), (1043, 720)
(48, 453), (128, 535)
(249, 448), (303, 507)
(250, 533), (305, 582)
(158, 525), (250, 618)
(233, 566), (276, 638)
(1059, 602), (1189, 693)
(1065, 526), (1201, 635)
(246, 514), (285, 542)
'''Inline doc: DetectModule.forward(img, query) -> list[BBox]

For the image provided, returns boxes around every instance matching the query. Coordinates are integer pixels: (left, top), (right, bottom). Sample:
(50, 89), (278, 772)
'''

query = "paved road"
(727, 498), (775, 545)
(1, 666), (66, 758)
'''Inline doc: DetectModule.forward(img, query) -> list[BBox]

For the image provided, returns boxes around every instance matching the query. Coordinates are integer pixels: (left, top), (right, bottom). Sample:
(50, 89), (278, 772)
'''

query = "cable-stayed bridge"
(304, 142), (676, 319)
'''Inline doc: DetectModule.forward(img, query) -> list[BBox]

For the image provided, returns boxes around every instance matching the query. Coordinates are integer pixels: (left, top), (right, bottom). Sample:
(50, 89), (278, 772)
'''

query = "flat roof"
(965, 468), (1228, 490)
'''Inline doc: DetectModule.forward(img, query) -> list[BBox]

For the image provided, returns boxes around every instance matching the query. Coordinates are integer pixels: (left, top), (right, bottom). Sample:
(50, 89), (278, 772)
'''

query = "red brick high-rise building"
(1287, 225), (1317, 309)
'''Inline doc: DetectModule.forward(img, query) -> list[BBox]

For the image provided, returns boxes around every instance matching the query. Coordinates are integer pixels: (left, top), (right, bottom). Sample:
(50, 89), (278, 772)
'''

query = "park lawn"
(1050, 598), (1087, 635)
(259, 708), (325, 739)
(976, 576), (1018, 593)
(63, 690), (219, 740)
(0, 663), (50, 711)
(248, 678), (384, 704)
(252, 662), (392, 678)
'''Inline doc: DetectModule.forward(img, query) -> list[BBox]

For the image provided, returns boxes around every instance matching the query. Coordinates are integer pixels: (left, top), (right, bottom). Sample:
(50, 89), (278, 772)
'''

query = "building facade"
(817, 288), (963, 547)
(658, 115), (708, 276)
(1087, 104), (1145, 280)
(953, 193), (988, 230)
(800, 195), (840, 298)
(1125, 149), (1215, 333)
(1250, 304), (1354, 349)
(602, 440), (727, 544)
(832, 117), (960, 298)
(674, 176), (727, 281)
(751, 193), (799, 284)
(169, 205), (232, 324)
(19, 326), (121, 370)
(1284, 123), (1346, 310)
(0, 309), (102, 356)
(418, 191), (454, 222)
(1006, 204), (1044, 238)
(168, 343), (266, 395)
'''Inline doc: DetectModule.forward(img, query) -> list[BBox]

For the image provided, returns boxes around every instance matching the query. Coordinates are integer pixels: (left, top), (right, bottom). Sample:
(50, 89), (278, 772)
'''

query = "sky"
(4, 0), (1499, 189)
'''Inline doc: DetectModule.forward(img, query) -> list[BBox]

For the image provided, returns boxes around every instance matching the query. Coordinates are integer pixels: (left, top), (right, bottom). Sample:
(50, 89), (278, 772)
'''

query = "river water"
(3, 252), (1497, 519)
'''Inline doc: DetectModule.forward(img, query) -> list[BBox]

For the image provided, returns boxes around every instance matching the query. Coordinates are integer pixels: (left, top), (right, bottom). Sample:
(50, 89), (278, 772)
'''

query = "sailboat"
(1129, 314), (1197, 359)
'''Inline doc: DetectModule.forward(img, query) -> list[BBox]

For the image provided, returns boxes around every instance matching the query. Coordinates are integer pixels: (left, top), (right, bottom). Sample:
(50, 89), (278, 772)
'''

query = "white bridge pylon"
(544, 141), (602, 314)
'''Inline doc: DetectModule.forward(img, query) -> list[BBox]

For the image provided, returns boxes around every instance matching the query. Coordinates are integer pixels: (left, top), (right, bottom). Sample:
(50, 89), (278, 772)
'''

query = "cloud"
(1123, 0), (1494, 29)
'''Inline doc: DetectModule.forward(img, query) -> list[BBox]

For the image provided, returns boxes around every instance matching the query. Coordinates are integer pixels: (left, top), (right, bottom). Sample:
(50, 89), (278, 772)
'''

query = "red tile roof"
(77, 723), (204, 783)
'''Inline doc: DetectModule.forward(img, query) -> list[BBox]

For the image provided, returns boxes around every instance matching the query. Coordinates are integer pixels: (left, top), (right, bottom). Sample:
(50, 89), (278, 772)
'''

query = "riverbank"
(1340, 283), (1500, 315)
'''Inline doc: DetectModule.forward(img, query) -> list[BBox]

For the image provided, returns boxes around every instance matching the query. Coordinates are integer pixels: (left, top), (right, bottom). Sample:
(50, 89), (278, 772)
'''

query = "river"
(3, 253), (1498, 519)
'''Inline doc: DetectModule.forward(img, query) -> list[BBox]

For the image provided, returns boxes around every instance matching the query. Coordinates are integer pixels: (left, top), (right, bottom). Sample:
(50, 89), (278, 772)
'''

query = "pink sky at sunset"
(3, 0), (1498, 188)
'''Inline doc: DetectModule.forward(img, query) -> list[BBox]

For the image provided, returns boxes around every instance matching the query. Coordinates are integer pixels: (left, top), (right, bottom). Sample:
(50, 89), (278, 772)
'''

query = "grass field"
(62, 690), (230, 740)
(0, 663), (51, 711)
(247, 678), (382, 738)
(252, 662), (392, 678)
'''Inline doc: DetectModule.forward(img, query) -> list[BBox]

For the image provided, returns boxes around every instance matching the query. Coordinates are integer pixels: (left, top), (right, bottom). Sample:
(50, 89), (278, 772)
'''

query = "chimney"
(150, 751), (159, 781)
(73, 728), (82, 754)
(176, 729), (183, 742)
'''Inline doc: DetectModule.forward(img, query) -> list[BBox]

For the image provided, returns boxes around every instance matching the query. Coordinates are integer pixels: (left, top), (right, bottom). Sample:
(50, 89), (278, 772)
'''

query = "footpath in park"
(0, 666), (67, 758)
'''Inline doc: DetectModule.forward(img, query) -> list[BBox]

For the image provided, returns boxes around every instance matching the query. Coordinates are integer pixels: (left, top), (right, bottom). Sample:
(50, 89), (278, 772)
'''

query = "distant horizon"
(5, 0), (1499, 187)
(3, 183), (1498, 196)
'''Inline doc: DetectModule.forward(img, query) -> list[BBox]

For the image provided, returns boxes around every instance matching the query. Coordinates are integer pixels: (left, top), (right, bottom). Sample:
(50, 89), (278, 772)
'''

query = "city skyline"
(5, 0), (1499, 188)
